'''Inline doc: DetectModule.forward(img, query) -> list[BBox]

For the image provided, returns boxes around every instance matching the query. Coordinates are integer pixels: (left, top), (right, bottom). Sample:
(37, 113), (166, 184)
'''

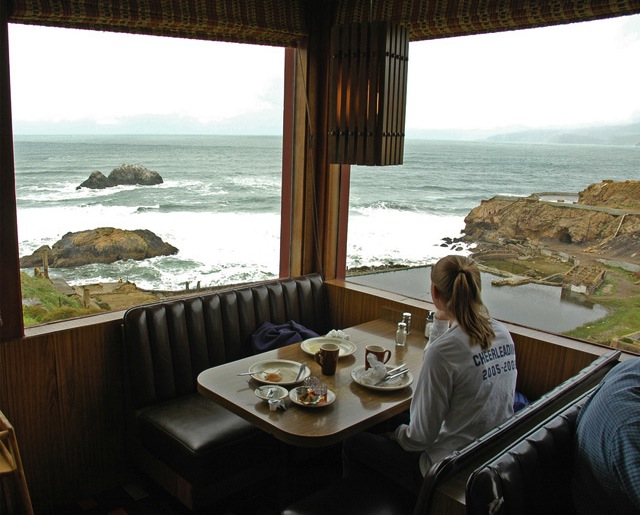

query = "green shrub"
(40, 306), (103, 323)
(20, 272), (105, 326)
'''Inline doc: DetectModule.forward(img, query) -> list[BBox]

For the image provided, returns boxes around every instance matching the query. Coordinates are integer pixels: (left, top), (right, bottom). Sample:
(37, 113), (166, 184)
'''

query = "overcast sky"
(7, 13), (640, 136)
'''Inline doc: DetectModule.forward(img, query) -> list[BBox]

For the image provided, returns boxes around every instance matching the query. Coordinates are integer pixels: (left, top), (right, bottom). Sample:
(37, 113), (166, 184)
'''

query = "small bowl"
(254, 385), (288, 401)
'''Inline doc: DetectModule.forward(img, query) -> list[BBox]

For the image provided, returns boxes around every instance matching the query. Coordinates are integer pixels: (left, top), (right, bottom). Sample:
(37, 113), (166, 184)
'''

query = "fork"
(375, 367), (410, 386)
(375, 363), (406, 383)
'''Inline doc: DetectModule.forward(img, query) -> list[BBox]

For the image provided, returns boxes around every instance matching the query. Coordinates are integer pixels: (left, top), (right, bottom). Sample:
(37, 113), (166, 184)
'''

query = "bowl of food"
(254, 385), (288, 401)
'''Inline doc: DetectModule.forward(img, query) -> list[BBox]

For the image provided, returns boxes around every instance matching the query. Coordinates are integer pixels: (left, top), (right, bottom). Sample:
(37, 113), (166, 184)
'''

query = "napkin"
(354, 354), (388, 385)
(326, 329), (350, 340)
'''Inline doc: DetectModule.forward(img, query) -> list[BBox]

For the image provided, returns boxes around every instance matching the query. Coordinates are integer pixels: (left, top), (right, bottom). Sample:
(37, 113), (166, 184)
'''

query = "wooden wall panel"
(0, 316), (126, 512)
(501, 321), (613, 400)
(0, 335), (61, 506)
(326, 279), (431, 331)
(54, 321), (125, 496)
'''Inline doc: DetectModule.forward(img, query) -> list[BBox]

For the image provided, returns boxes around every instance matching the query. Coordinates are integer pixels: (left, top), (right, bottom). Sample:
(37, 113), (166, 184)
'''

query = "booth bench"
(121, 274), (330, 510)
(465, 388), (595, 515)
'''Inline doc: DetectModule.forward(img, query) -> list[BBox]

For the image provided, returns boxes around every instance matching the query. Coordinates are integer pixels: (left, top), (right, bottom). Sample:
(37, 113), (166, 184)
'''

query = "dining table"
(197, 318), (428, 448)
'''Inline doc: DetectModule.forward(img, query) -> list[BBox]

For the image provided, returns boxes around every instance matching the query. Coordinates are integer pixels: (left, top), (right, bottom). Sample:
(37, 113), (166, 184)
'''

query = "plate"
(300, 337), (356, 358)
(350, 365), (414, 391)
(248, 359), (311, 385)
(289, 386), (336, 408)
(254, 385), (288, 401)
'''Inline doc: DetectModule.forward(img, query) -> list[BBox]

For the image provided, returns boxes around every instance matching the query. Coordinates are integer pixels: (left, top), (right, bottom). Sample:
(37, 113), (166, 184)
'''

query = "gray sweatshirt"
(391, 318), (517, 475)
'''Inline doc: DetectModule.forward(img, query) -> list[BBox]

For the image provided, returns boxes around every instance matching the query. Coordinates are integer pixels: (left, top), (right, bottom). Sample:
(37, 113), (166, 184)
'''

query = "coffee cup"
(365, 345), (391, 370)
(314, 343), (340, 375)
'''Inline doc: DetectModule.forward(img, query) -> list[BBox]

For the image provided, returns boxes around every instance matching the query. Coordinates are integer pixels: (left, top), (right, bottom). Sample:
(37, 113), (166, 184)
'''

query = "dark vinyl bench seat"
(122, 274), (330, 510)
(465, 389), (596, 515)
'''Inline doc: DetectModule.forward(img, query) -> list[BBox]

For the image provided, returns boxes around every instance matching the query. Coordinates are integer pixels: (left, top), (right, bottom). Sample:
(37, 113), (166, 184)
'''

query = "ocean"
(13, 135), (638, 330)
(346, 139), (640, 268)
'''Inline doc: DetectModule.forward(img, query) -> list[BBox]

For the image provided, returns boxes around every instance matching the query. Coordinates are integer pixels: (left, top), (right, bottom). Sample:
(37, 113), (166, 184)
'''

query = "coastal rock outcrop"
(20, 228), (178, 268)
(464, 180), (640, 262)
(77, 164), (163, 189)
(578, 180), (640, 210)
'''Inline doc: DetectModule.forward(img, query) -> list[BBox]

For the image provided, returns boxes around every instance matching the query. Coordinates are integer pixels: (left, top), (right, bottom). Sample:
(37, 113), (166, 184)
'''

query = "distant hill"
(486, 122), (640, 146)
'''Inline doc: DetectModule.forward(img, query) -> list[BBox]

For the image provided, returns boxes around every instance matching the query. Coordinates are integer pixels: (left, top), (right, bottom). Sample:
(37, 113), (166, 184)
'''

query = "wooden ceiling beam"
(7, 1), (640, 46)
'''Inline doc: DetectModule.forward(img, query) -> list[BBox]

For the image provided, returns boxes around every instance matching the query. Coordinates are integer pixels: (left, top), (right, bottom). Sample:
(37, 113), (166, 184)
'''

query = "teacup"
(314, 343), (340, 375)
(365, 344), (391, 370)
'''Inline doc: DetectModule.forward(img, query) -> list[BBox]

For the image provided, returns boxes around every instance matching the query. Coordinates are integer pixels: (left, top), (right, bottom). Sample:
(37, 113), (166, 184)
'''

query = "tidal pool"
(347, 266), (608, 334)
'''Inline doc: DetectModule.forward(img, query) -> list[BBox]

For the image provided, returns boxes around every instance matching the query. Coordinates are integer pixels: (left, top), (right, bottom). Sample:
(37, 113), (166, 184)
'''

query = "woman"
(342, 255), (517, 494)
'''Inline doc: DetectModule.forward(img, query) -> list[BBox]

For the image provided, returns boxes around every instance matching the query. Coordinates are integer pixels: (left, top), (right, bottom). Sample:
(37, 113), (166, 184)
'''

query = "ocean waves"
(14, 135), (639, 291)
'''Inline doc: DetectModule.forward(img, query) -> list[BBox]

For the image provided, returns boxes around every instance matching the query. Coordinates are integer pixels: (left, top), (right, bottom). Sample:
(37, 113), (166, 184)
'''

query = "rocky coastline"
(462, 180), (640, 289)
(21, 180), (640, 348)
(459, 180), (640, 349)
(464, 180), (640, 266)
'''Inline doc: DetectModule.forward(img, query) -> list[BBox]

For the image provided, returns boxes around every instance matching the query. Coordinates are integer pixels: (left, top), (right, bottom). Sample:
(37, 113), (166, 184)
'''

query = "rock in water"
(108, 164), (164, 186)
(77, 171), (112, 189)
(20, 228), (178, 268)
(77, 164), (163, 189)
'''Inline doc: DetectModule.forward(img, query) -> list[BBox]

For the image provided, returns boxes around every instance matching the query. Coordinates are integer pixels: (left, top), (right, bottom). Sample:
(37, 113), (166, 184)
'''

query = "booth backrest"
(122, 273), (329, 409)
(464, 389), (595, 515)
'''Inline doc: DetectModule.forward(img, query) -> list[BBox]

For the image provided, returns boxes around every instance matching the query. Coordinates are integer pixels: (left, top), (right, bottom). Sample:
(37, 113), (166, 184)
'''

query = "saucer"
(350, 365), (414, 391)
(301, 337), (356, 358)
(289, 386), (336, 408)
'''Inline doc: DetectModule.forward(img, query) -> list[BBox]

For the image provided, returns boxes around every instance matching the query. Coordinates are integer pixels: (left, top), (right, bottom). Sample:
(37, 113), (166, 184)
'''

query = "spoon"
(294, 363), (307, 382)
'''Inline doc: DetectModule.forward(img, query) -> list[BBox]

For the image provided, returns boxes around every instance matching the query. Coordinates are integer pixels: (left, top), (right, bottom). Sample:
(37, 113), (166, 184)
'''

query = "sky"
(7, 13), (640, 137)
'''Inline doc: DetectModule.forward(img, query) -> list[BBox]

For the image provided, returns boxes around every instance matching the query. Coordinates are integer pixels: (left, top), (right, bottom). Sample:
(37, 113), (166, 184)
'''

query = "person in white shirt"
(342, 255), (517, 494)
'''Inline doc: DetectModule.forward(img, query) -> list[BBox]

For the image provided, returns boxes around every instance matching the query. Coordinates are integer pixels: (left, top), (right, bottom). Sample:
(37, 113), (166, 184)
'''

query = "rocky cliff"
(20, 228), (178, 268)
(578, 180), (640, 210)
(464, 180), (640, 263)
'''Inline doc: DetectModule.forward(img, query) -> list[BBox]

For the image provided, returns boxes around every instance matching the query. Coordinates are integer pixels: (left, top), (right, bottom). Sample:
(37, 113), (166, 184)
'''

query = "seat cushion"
(136, 393), (275, 485)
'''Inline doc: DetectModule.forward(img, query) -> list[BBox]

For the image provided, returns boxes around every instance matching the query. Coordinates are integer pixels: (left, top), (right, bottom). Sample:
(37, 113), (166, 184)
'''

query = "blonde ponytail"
(431, 255), (494, 350)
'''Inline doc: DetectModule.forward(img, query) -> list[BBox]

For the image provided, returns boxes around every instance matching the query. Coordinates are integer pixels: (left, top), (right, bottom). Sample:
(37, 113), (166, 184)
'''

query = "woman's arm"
(390, 344), (453, 451)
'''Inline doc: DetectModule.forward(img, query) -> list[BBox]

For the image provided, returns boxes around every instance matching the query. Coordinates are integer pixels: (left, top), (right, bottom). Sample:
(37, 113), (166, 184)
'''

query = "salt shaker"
(402, 312), (412, 334)
(395, 322), (407, 347)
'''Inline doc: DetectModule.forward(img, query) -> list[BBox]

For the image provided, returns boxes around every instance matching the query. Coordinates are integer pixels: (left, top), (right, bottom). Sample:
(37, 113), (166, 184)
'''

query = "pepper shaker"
(402, 312), (412, 334)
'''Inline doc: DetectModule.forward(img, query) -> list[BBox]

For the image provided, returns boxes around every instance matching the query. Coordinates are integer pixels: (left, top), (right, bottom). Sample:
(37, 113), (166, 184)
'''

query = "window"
(347, 15), (640, 348)
(10, 25), (285, 326)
